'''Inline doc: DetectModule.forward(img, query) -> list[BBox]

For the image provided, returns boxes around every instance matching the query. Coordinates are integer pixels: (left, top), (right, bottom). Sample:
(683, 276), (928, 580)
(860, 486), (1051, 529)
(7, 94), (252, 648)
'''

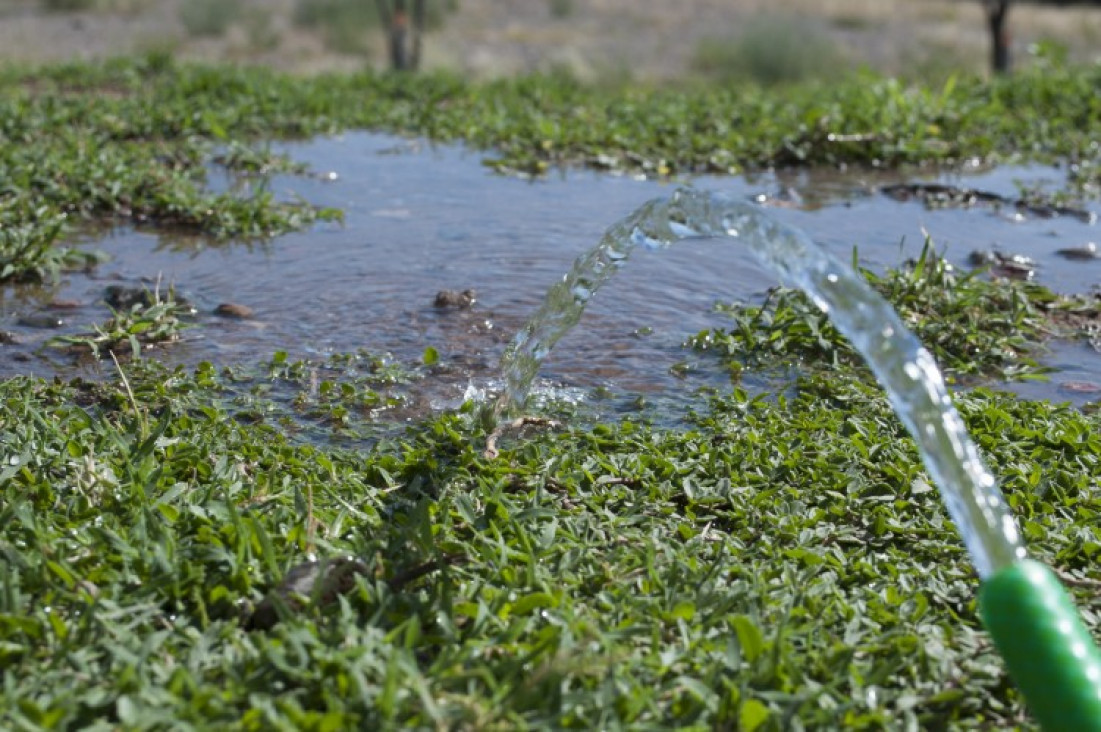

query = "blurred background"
(0, 0), (1096, 82)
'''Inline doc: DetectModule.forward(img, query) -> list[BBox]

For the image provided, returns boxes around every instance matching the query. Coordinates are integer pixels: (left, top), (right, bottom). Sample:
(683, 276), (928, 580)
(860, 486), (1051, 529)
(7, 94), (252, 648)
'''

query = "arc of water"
(493, 186), (1101, 729)
(496, 186), (1022, 577)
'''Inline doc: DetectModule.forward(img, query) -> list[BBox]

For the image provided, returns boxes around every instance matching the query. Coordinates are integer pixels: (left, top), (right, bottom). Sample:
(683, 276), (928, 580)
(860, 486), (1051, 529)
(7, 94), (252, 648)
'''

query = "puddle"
(2, 132), (1098, 421)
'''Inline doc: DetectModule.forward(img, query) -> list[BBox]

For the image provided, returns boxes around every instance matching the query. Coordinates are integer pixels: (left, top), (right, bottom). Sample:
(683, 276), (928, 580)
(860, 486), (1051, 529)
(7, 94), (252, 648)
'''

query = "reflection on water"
(0, 132), (1098, 419)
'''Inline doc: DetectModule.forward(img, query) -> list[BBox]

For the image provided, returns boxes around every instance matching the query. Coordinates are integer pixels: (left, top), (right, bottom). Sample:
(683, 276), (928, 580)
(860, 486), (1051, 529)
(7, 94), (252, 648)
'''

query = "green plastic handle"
(979, 560), (1101, 731)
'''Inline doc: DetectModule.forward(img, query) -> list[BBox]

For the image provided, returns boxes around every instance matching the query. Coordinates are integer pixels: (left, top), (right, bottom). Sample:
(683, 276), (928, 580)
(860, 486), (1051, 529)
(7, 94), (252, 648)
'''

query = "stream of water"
(495, 186), (1028, 579)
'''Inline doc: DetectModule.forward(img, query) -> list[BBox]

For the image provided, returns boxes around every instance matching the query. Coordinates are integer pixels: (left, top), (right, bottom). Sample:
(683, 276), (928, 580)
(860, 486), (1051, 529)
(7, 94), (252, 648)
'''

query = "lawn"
(1, 54), (1100, 729)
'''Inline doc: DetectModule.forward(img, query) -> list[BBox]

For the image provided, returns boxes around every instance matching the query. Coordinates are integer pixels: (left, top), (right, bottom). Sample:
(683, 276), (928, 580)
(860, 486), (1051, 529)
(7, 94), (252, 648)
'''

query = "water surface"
(2, 132), (1097, 418)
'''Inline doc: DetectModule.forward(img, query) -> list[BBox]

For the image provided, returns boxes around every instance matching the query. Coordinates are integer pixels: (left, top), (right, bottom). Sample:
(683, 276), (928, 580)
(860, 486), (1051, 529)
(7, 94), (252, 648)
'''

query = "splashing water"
(494, 186), (1026, 579)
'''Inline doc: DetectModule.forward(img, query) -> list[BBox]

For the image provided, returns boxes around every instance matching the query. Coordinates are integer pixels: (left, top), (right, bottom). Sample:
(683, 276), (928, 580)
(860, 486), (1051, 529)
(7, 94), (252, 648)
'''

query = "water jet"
(494, 186), (1101, 729)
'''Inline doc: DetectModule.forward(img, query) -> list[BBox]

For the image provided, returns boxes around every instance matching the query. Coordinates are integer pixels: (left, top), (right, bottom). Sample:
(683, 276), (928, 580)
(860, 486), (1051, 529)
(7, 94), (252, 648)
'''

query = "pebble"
(967, 249), (1035, 280)
(104, 285), (154, 310)
(434, 289), (477, 309)
(1054, 242), (1099, 261)
(1059, 381), (1101, 394)
(214, 302), (254, 319)
(17, 313), (64, 329)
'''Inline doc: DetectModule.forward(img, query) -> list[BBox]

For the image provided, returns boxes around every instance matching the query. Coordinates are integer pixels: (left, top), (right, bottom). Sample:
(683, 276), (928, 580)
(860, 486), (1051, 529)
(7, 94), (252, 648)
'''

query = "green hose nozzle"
(979, 560), (1101, 730)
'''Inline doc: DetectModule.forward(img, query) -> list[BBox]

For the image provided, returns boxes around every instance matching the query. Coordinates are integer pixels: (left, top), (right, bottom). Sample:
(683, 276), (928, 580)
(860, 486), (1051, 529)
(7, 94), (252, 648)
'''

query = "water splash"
(494, 186), (1026, 579)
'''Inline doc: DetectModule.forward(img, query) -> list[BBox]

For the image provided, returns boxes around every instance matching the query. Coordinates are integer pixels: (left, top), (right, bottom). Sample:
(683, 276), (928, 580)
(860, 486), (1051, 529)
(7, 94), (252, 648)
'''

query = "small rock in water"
(46, 299), (82, 310)
(754, 186), (803, 209)
(105, 284), (193, 312)
(434, 289), (477, 309)
(968, 249), (998, 267)
(214, 302), (254, 319)
(967, 249), (1035, 280)
(17, 313), (65, 329)
(1055, 242), (1099, 261)
(0, 331), (18, 345)
(1060, 380), (1101, 394)
(104, 285), (154, 310)
(992, 261), (1035, 281)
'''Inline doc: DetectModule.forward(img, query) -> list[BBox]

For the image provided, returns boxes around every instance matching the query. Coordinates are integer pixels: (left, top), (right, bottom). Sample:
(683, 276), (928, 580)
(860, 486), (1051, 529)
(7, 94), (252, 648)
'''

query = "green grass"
(0, 213), (103, 282)
(690, 239), (1071, 384)
(3, 55), (1101, 728)
(1, 358), (1099, 728)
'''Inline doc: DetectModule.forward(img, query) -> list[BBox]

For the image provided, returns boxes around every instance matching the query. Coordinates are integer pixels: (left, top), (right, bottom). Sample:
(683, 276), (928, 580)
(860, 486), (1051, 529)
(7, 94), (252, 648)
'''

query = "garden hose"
(979, 560), (1101, 730)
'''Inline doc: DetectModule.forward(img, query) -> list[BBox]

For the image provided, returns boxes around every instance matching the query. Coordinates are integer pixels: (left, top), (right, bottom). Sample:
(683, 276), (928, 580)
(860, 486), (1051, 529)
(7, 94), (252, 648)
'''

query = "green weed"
(689, 239), (1063, 383)
(213, 141), (309, 177)
(47, 286), (195, 359)
(0, 212), (103, 282)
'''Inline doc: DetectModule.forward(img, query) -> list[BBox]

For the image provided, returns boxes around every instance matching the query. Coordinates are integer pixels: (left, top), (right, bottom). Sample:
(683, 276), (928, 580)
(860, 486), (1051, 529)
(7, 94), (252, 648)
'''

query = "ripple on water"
(0, 132), (1097, 419)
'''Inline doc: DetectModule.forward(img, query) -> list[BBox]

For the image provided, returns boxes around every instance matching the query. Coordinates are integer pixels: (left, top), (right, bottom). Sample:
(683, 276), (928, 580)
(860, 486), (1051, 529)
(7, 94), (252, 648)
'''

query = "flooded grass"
(45, 285), (195, 359)
(1, 52), (1100, 289)
(690, 238), (1081, 383)
(2, 56), (1101, 728)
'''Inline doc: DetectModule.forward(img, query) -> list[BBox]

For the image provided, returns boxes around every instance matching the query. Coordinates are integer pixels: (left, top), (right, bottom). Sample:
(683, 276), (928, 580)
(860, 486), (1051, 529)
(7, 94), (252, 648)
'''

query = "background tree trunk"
(984, 0), (1012, 73)
(375, 0), (424, 71)
(411, 0), (424, 71)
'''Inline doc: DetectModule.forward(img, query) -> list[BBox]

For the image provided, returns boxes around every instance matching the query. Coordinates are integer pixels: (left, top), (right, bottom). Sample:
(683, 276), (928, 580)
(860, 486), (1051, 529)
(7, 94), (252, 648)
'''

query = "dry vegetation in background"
(0, 0), (1096, 81)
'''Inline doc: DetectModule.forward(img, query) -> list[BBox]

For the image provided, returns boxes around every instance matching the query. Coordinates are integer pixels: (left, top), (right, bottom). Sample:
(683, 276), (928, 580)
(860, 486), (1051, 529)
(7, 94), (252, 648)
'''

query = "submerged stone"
(434, 289), (477, 309)
(214, 302), (254, 319)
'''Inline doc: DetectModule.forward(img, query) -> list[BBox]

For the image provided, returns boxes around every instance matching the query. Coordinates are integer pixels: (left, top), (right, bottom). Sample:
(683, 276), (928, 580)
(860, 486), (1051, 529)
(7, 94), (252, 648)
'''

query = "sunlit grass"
(1, 346), (1098, 727)
(690, 239), (1067, 384)
(2, 55), (1101, 727)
